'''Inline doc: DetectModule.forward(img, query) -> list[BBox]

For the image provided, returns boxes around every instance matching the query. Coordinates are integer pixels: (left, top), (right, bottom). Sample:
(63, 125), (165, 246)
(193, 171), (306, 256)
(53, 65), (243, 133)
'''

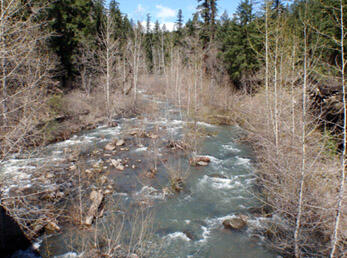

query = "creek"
(1, 91), (279, 258)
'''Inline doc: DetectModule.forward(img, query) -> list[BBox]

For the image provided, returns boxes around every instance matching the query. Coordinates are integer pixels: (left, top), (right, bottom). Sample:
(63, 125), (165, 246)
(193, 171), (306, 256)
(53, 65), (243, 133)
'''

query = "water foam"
(166, 232), (191, 242)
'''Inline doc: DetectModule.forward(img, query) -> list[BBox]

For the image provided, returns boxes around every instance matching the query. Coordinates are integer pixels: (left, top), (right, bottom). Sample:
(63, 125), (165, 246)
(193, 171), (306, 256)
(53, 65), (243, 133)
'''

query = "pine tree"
(176, 9), (184, 32)
(219, 0), (259, 88)
(48, 0), (101, 88)
(210, 0), (218, 39)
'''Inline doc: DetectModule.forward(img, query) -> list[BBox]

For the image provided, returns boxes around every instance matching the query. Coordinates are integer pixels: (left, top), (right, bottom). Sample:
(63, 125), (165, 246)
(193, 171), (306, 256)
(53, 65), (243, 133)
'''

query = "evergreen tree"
(186, 12), (200, 37)
(210, 0), (218, 39)
(197, 0), (218, 43)
(109, 0), (123, 39)
(48, 0), (102, 88)
(220, 10), (229, 25)
(218, 0), (259, 88)
(176, 9), (184, 32)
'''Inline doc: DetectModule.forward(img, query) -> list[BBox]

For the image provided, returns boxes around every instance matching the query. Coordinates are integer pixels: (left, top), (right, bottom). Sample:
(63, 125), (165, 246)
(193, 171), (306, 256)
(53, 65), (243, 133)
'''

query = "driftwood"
(85, 190), (104, 226)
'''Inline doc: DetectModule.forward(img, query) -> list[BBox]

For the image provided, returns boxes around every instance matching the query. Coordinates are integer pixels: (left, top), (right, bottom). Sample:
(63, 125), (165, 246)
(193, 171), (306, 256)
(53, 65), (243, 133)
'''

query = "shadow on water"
(0, 206), (39, 257)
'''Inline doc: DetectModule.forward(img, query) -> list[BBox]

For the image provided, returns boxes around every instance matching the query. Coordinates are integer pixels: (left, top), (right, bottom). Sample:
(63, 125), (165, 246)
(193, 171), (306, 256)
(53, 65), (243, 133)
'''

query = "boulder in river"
(85, 190), (104, 226)
(115, 139), (125, 146)
(183, 230), (197, 240)
(190, 156), (211, 166)
(108, 121), (118, 127)
(110, 159), (125, 171)
(223, 215), (248, 230)
(105, 143), (116, 151)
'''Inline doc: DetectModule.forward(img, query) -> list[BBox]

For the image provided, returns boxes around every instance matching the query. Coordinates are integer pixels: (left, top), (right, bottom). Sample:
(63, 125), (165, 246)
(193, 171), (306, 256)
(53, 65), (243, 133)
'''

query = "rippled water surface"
(2, 92), (278, 258)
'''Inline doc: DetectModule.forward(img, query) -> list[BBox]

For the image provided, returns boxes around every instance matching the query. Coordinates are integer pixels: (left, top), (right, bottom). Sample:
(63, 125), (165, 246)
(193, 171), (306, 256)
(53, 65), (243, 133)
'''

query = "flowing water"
(2, 92), (279, 258)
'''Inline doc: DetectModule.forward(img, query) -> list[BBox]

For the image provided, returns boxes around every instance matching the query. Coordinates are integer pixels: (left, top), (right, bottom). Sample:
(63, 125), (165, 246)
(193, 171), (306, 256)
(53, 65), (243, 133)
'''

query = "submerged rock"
(208, 174), (227, 179)
(223, 216), (248, 230)
(197, 161), (209, 166)
(183, 230), (197, 240)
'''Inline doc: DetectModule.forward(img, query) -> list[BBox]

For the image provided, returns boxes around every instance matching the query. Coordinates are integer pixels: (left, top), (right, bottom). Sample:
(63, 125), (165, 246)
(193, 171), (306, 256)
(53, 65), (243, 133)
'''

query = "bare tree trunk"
(330, 1), (346, 256)
(99, 11), (118, 123)
(0, 0), (7, 123)
(106, 15), (111, 122)
(273, 23), (279, 153)
(291, 43), (296, 141)
(265, 0), (270, 129)
(294, 21), (308, 258)
(123, 55), (126, 94)
(130, 24), (142, 102)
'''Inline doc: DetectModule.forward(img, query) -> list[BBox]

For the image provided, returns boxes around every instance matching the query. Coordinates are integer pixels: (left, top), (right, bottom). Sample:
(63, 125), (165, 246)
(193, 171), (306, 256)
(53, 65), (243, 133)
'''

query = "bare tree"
(294, 10), (308, 257)
(126, 22), (143, 102)
(0, 0), (56, 157)
(98, 11), (119, 123)
(330, 0), (346, 256)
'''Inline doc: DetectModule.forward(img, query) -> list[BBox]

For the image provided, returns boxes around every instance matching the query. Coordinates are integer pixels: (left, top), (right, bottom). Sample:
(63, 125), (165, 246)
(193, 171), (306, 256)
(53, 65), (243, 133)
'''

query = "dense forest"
(0, 0), (346, 257)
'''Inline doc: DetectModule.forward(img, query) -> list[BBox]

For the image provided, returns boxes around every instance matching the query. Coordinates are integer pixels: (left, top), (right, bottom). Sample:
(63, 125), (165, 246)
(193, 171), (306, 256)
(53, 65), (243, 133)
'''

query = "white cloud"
(140, 21), (155, 30)
(162, 22), (176, 32)
(155, 5), (176, 20)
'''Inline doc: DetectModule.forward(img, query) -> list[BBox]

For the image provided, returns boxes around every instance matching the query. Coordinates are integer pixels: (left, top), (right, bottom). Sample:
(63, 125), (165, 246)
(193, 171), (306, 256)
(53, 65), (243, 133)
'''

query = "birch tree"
(126, 22), (143, 102)
(99, 11), (119, 123)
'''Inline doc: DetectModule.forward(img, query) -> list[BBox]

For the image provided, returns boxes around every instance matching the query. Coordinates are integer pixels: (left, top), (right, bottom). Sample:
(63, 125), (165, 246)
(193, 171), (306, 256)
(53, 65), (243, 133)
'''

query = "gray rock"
(223, 216), (247, 230)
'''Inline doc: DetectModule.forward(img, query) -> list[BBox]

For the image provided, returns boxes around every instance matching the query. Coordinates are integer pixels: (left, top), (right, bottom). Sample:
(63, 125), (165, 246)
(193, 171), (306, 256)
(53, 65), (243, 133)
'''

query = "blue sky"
(106, 0), (241, 30)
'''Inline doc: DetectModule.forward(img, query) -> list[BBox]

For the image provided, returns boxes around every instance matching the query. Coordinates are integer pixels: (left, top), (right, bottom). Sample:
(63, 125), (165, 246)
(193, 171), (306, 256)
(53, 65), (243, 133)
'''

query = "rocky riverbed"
(1, 92), (283, 257)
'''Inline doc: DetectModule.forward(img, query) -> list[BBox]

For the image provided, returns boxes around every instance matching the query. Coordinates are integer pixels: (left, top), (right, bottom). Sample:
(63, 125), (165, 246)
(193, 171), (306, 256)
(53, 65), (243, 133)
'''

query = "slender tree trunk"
(106, 35), (111, 121)
(265, 0), (270, 128)
(294, 21), (308, 258)
(123, 55), (126, 95)
(330, 1), (346, 256)
(291, 43), (296, 141)
(1, 0), (7, 123)
(274, 24), (279, 153)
